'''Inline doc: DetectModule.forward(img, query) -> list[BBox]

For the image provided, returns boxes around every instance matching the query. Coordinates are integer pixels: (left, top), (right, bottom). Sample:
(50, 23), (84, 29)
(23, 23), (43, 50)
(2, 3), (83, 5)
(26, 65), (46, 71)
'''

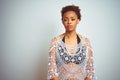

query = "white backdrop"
(1, 0), (120, 80)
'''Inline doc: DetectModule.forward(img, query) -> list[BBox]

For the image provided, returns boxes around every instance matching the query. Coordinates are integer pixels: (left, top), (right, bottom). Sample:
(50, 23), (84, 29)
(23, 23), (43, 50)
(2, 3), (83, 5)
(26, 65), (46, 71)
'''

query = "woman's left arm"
(85, 38), (96, 80)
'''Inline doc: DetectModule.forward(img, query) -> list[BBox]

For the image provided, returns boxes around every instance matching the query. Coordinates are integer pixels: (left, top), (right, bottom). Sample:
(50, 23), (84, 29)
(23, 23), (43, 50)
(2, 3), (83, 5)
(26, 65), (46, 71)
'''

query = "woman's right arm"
(47, 37), (59, 80)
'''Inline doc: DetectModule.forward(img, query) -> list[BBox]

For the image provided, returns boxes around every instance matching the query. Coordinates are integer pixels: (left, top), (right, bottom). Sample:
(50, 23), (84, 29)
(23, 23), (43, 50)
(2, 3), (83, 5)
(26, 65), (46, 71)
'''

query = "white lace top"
(47, 34), (96, 80)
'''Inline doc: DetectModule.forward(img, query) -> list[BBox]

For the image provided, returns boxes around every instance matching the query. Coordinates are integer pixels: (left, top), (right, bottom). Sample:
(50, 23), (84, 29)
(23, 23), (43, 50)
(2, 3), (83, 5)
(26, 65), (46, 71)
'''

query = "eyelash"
(64, 19), (67, 21)
(71, 19), (75, 21)
(63, 19), (75, 21)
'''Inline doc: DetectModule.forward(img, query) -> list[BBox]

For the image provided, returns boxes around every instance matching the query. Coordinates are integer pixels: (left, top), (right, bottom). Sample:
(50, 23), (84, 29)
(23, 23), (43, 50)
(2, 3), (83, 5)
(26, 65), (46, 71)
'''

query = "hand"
(85, 77), (90, 80)
(50, 77), (59, 80)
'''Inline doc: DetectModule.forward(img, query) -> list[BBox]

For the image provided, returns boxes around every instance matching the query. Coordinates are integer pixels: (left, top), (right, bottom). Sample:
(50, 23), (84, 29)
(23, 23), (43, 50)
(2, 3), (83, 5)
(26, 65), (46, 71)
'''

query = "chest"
(56, 43), (87, 65)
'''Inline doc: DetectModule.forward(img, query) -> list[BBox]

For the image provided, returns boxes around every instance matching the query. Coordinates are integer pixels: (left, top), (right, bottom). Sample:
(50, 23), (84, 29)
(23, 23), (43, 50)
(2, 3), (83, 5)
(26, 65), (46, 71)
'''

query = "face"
(62, 11), (80, 32)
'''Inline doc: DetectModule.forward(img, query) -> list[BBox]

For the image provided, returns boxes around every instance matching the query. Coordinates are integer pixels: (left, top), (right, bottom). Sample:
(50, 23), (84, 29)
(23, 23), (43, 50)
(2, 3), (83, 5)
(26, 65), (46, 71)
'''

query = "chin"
(66, 29), (74, 32)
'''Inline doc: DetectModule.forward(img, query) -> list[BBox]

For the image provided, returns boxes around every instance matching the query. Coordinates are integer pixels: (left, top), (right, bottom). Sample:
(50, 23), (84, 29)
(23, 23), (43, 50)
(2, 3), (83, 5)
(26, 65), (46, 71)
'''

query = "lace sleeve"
(85, 38), (96, 80)
(47, 37), (58, 80)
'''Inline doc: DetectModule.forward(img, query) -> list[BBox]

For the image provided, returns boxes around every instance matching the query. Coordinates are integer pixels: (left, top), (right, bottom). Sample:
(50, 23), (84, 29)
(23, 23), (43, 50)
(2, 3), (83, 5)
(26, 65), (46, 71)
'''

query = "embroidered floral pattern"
(57, 45), (86, 64)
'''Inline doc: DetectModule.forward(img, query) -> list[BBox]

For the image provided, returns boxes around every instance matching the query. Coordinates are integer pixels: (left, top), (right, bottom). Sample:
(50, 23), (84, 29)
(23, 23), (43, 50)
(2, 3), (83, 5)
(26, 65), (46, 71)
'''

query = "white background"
(1, 0), (120, 80)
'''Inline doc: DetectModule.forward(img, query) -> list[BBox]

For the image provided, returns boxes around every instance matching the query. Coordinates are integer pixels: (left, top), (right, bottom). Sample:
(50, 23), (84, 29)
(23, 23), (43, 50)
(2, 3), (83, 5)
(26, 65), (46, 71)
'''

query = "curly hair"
(61, 5), (81, 20)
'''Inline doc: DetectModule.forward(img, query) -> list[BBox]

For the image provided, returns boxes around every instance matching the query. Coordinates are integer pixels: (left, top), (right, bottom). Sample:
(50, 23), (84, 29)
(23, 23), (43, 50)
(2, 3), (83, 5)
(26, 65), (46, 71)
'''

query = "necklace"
(62, 34), (81, 55)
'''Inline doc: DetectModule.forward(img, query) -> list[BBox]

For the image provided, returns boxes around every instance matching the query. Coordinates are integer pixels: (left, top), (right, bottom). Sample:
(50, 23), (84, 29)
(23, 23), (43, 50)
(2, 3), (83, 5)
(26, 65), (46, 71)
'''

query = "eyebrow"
(63, 17), (76, 19)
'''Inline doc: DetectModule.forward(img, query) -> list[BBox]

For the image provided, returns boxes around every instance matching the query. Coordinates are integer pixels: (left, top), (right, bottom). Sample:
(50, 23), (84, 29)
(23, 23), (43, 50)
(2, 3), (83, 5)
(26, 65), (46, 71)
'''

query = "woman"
(47, 5), (96, 80)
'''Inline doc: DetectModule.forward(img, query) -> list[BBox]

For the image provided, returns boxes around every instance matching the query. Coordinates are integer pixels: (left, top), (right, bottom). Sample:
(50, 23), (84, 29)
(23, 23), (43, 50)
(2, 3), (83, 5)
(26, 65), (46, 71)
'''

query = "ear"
(62, 18), (64, 24)
(77, 19), (80, 24)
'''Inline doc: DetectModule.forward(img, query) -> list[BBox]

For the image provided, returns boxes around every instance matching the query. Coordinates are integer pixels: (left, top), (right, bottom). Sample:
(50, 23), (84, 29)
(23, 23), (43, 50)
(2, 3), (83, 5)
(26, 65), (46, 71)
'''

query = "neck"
(64, 31), (77, 39)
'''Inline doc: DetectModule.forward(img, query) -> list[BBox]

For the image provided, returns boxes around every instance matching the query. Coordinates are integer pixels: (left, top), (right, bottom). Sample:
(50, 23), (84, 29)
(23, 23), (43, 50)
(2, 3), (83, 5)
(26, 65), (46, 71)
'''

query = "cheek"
(62, 22), (67, 26)
(75, 21), (79, 25)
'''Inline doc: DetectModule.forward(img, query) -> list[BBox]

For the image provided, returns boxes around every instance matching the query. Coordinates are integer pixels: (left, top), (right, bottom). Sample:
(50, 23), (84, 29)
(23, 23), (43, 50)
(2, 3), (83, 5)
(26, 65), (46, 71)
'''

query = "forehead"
(63, 11), (77, 18)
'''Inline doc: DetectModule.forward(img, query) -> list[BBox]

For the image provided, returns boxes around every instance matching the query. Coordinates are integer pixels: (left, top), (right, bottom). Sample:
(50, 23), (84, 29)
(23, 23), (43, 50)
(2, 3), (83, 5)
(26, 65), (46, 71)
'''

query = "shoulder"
(50, 33), (65, 43)
(77, 33), (91, 45)
(57, 33), (65, 39)
(77, 33), (89, 41)
(51, 37), (57, 42)
(84, 37), (90, 44)
(51, 33), (65, 41)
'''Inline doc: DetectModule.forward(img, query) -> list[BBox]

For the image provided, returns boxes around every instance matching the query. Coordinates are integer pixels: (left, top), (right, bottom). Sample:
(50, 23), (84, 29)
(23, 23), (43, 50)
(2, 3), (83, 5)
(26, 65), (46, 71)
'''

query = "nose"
(68, 19), (71, 24)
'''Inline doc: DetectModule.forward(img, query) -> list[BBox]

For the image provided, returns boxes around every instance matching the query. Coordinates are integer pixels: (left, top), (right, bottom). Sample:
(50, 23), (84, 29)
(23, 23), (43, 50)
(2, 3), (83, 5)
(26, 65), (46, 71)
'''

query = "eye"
(71, 18), (75, 21)
(63, 19), (67, 22)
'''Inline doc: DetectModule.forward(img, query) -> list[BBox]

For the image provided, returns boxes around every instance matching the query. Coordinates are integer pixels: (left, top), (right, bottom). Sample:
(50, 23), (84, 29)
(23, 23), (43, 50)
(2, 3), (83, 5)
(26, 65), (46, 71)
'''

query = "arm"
(47, 38), (59, 80)
(50, 77), (59, 80)
(85, 38), (96, 80)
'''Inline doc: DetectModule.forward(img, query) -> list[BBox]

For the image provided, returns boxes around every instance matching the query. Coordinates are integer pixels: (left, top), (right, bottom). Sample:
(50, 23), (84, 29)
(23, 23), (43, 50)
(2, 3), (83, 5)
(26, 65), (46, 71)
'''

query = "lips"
(67, 25), (72, 28)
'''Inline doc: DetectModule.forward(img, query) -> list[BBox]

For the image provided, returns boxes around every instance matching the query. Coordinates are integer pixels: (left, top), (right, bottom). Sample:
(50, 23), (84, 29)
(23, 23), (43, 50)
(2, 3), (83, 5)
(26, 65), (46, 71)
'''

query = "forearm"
(85, 77), (90, 80)
(50, 77), (59, 80)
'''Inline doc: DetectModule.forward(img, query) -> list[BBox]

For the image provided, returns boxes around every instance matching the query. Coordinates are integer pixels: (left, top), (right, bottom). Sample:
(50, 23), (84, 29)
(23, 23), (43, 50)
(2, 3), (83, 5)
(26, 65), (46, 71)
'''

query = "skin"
(62, 11), (80, 47)
(51, 11), (90, 80)
(50, 77), (59, 80)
